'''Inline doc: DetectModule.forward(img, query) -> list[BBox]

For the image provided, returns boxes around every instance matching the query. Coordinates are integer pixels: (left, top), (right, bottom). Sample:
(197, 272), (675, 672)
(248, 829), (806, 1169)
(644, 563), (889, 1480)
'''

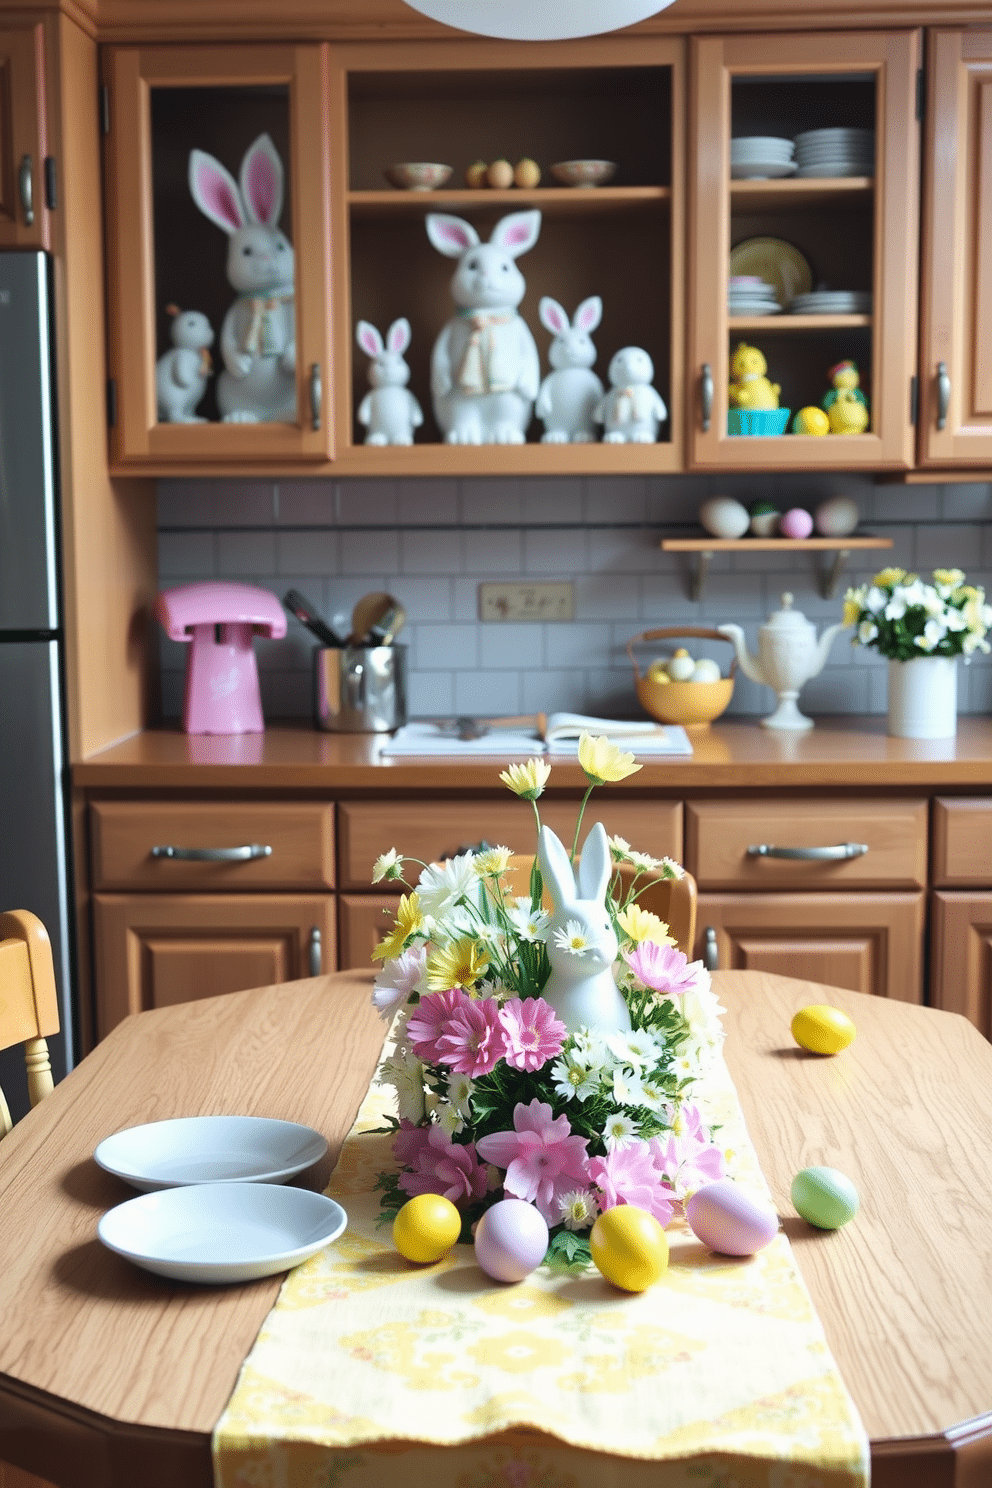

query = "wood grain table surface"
(1, 969), (990, 1488)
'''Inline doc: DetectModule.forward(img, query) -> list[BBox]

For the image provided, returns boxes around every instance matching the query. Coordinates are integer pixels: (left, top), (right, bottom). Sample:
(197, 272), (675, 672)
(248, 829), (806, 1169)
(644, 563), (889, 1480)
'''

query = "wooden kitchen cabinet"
(102, 44), (333, 471)
(688, 29), (920, 470)
(0, 18), (49, 249)
(931, 891), (992, 1035)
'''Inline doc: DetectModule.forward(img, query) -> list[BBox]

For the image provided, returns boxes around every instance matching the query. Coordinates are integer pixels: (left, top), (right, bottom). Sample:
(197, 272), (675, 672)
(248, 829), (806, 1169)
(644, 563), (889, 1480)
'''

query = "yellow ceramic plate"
(729, 237), (813, 308)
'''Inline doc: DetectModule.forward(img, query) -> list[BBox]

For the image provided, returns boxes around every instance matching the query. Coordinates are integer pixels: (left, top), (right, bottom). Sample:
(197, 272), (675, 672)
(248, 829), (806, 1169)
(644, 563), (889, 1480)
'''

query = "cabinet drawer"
(90, 801), (335, 891)
(933, 799), (992, 887)
(686, 798), (927, 890)
(337, 799), (681, 891)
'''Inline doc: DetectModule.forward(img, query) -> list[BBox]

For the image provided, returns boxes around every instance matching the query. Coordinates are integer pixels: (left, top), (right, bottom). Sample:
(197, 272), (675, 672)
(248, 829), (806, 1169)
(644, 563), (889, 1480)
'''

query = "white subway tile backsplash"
(337, 480), (398, 526)
(407, 670), (454, 717)
(158, 478), (276, 528)
(454, 670), (521, 715)
(276, 530), (339, 575)
(575, 573), (641, 621)
(276, 480), (338, 526)
(941, 484), (992, 521)
(217, 530), (277, 576)
(523, 527), (589, 574)
(397, 479), (460, 525)
(872, 487), (941, 523)
(461, 479), (523, 525)
(340, 528), (400, 574)
(413, 623), (479, 671)
(479, 623), (544, 669)
(545, 621), (612, 668)
(521, 668), (586, 714)
(915, 523), (985, 571)
(158, 531), (216, 577)
(395, 576), (454, 622)
(587, 477), (648, 524)
(519, 478), (584, 524)
(463, 528), (523, 573)
(402, 528), (463, 574)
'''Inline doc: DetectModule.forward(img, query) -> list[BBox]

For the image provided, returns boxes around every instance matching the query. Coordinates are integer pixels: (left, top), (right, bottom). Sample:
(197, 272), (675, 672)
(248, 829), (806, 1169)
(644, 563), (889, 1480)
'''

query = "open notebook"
(377, 713), (693, 758)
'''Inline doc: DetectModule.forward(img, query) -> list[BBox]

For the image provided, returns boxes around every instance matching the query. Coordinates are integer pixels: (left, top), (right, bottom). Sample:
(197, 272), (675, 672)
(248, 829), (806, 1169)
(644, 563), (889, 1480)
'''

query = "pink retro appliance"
(156, 582), (286, 735)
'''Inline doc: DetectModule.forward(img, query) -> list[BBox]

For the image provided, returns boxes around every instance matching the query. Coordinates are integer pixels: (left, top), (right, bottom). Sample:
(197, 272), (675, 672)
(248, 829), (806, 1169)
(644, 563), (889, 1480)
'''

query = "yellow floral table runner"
(213, 1028), (870, 1488)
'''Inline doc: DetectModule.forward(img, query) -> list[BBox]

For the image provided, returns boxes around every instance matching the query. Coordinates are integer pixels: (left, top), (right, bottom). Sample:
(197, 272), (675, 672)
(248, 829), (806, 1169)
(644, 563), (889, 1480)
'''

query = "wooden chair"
(505, 856), (697, 957)
(0, 910), (60, 1139)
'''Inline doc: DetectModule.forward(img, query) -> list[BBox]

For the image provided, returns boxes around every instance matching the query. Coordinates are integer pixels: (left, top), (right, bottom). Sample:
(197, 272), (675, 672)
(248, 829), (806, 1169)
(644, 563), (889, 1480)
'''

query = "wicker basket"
(627, 627), (736, 730)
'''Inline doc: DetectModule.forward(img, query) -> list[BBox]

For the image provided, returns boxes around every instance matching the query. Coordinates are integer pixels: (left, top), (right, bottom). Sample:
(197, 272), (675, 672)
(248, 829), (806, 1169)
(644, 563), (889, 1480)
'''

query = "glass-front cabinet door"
(103, 45), (332, 470)
(688, 30), (920, 471)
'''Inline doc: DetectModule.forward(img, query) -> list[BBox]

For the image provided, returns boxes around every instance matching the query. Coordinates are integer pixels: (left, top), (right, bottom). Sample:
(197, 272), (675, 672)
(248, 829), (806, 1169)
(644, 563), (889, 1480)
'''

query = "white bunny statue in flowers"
(595, 345), (667, 444)
(355, 318), (423, 446)
(426, 210), (542, 444)
(538, 820), (631, 1035)
(188, 133), (296, 424)
(535, 295), (605, 443)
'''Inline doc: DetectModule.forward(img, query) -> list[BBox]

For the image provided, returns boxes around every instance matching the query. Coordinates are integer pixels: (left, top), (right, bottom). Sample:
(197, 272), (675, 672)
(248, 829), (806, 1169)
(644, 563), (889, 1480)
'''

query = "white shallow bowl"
(797, 162), (874, 178)
(731, 137), (794, 155)
(794, 127), (874, 144)
(94, 1116), (328, 1192)
(97, 1183), (348, 1284)
(549, 158), (617, 187)
(384, 162), (452, 190)
(731, 160), (798, 179)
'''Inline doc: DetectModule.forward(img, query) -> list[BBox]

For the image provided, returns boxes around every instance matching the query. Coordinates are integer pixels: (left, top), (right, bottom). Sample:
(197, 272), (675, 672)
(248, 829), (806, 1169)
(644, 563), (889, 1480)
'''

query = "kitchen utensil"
(94, 1116), (328, 1192)
(549, 159), (617, 188)
(314, 644), (407, 732)
(350, 590), (395, 644)
(283, 589), (346, 647)
(384, 162), (452, 190)
(627, 628), (736, 730)
(437, 712), (547, 741)
(368, 599), (407, 645)
(156, 582), (286, 735)
(718, 592), (847, 731)
(728, 237), (813, 307)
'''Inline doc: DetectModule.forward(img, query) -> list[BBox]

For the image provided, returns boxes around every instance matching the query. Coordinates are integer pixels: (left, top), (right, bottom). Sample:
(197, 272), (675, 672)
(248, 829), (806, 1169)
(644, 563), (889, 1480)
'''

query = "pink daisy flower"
(396, 1124), (489, 1207)
(648, 1102), (725, 1199)
(587, 1140), (676, 1226)
(435, 995), (506, 1076)
(476, 1098), (590, 1225)
(498, 997), (567, 1072)
(623, 942), (709, 997)
(406, 987), (469, 1063)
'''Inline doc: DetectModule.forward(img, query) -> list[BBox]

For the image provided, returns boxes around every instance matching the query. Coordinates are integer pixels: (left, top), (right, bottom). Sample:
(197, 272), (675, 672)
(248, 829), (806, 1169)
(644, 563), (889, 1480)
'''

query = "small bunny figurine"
(538, 820), (631, 1035)
(535, 295), (605, 443)
(426, 210), (542, 445)
(155, 306), (213, 423)
(595, 346), (668, 444)
(188, 133), (296, 424)
(355, 318), (424, 446)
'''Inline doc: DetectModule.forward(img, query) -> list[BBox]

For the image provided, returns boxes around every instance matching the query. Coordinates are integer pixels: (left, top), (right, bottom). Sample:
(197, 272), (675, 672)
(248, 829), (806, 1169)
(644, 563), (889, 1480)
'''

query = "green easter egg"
(791, 1167), (859, 1230)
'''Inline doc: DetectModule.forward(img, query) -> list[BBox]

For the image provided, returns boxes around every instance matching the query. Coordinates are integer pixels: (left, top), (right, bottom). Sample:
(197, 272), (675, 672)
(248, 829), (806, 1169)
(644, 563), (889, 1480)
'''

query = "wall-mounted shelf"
(661, 535), (893, 601)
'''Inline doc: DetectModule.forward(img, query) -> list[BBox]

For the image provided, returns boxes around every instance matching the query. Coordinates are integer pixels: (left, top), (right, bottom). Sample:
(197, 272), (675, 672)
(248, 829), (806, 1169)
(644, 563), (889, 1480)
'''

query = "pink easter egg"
(474, 1199), (549, 1282)
(779, 507), (814, 539)
(685, 1179), (779, 1257)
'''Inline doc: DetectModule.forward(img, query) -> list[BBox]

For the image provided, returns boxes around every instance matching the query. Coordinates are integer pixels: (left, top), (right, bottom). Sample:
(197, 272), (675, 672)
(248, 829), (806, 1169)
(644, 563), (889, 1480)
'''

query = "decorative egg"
(791, 1167), (860, 1230)
(685, 1179), (779, 1257)
(393, 1194), (462, 1263)
(691, 658), (722, 683)
(465, 160), (488, 188)
(814, 496), (859, 538)
(699, 497), (750, 540)
(791, 1004), (856, 1055)
(749, 501), (780, 538)
(590, 1204), (669, 1292)
(474, 1199), (549, 1282)
(647, 661), (671, 684)
(779, 507), (814, 540)
(667, 653), (697, 682)
(514, 157), (541, 188)
(792, 406), (830, 436)
(487, 158), (514, 189)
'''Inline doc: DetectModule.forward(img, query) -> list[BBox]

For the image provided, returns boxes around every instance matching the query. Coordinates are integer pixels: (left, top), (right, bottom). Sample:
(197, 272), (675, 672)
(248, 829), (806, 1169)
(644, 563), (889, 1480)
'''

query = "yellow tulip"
(577, 732), (642, 785)
(499, 758), (551, 800)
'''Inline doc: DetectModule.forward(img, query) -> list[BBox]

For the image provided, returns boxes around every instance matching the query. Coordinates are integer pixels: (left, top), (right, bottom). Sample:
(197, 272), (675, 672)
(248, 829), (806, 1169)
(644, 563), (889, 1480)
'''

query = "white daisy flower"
(627, 849), (665, 872)
(602, 1111), (639, 1150)
(637, 1077), (666, 1113)
(658, 856), (685, 880)
(608, 835), (633, 862)
(607, 1029), (659, 1067)
(435, 1101), (464, 1137)
(558, 1189), (600, 1231)
(507, 900), (551, 943)
(570, 1027), (614, 1070)
(379, 1049), (426, 1123)
(447, 1072), (475, 1118)
(550, 1057), (599, 1103)
(857, 619), (878, 646)
(371, 848), (403, 883)
(612, 1067), (646, 1106)
(416, 853), (480, 918)
(553, 919), (591, 955)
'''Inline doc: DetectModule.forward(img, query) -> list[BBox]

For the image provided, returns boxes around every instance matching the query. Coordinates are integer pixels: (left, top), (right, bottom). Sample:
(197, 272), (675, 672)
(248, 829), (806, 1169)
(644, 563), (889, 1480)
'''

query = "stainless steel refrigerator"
(0, 250), (76, 1122)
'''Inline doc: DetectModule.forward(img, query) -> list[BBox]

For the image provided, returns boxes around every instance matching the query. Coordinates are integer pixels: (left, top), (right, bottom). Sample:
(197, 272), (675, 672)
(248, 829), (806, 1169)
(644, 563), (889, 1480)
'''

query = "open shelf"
(661, 535), (893, 601)
(730, 177), (874, 210)
(728, 315), (871, 332)
(349, 186), (669, 220)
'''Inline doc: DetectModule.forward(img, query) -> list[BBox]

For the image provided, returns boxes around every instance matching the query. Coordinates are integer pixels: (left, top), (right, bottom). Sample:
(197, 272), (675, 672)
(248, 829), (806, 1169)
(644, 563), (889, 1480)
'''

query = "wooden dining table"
(1, 968), (991, 1488)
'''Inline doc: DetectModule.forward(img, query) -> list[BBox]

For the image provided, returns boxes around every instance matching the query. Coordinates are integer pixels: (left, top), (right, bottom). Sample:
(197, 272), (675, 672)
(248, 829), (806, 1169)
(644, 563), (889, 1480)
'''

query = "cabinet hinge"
(106, 378), (117, 428)
(910, 374), (919, 426)
(43, 157), (57, 211)
(916, 66), (925, 122)
(100, 84), (110, 136)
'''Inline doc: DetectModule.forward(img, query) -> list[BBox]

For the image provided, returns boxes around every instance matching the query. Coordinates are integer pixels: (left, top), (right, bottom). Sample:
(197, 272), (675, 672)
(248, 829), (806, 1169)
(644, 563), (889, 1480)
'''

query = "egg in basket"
(626, 627), (736, 729)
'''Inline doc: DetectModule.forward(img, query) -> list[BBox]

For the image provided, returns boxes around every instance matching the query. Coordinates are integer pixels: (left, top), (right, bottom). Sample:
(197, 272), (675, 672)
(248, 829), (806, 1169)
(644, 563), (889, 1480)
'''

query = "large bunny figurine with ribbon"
(595, 346), (667, 444)
(426, 210), (541, 444)
(188, 133), (296, 424)
(537, 820), (631, 1035)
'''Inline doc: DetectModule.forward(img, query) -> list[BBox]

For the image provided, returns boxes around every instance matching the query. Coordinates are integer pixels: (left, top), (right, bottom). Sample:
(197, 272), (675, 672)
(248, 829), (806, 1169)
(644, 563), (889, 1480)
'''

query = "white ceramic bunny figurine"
(155, 306), (213, 424)
(355, 318), (424, 446)
(188, 133), (296, 424)
(595, 346), (667, 444)
(426, 210), (542, 445)
(535, 295), (604, 443)
(538, 820), (631, 1035)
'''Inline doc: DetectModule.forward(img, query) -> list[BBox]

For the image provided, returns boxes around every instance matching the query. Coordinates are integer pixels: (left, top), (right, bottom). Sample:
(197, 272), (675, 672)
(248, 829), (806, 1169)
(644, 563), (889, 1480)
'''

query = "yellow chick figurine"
(822, 359), (870, 434)
(728, 342), (780, 410)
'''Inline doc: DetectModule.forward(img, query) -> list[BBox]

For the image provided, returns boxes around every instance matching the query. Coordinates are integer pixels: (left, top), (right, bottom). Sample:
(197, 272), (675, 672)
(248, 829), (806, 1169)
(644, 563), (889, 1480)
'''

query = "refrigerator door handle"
(19, 155), (34, 226)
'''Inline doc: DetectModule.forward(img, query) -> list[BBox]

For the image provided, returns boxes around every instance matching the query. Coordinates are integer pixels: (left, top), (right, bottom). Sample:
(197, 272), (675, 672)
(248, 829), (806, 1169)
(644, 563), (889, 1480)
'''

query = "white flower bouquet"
(843, 566), (992, 661)
(368, 734), (727, 1271)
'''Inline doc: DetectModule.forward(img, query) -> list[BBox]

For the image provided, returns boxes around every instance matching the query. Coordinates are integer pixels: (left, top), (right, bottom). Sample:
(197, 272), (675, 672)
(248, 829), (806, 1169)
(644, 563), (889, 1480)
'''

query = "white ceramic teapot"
(718, 593), (847, 731)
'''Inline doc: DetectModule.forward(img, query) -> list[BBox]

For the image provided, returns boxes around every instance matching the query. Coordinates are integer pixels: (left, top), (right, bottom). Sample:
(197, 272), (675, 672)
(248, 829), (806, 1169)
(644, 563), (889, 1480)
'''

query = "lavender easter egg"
(779, 507), (814, 540)
(474, 1199), (549, 1282)
(685, 1179), (779, 1256)
(814, 496), (859, 538)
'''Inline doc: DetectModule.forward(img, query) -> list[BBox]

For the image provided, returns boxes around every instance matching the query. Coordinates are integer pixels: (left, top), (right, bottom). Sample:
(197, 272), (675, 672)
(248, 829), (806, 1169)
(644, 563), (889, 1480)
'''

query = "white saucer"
(94, 1116), (329, 1192)
(796, 162), (874, 178)
(97, 1183), (348, 1283)
(731, 161), (798, 179)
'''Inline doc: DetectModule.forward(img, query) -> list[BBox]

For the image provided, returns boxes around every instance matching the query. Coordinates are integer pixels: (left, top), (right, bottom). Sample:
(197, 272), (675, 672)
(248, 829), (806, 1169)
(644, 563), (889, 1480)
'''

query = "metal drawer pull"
(704, 926), (719, 971)
(701, 362), (713, 432)
(936, 361), (951, 431)
(308, 928), (322, 976)
(151, 843), (273, 862)
(309, 362), (322, 430)
(19, 154), (34, 225)
(747, 842), (868, 861)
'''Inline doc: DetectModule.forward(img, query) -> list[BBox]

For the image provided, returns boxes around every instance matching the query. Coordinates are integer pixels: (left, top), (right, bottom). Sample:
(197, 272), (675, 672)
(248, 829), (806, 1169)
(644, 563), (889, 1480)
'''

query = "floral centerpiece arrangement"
(367, 734), (727, 1271)
(842, 567), (991, 659)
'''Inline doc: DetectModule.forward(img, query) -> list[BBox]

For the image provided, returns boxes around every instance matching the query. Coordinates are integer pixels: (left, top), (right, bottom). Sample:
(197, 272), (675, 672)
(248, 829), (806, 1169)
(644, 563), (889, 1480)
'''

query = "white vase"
(886, 656), (958, 738)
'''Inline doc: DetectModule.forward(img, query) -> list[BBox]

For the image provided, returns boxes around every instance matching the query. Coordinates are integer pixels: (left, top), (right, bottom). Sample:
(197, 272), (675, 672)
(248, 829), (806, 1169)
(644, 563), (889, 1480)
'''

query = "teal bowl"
(727, 408), (791, 436)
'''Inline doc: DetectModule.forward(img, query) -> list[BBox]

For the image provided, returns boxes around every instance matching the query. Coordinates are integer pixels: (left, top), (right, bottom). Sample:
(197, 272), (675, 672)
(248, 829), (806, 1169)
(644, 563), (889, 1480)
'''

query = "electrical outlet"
(479, 581), (575, 621)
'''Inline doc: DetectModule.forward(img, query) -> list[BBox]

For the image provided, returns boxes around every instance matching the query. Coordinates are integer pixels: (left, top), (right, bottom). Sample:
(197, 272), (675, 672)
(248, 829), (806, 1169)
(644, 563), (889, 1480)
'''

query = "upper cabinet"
(102, 45), (334, 470)
(919, 29), (992, 467)
(688, 30), (921, 471)
(0, 18), (50, 249)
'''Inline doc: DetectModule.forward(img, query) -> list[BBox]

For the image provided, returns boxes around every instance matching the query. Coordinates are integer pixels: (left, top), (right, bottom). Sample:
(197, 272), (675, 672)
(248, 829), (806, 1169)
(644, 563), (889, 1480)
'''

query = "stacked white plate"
(788, 289), (873, 315)
(730, 135), (797, 180)
(728, 275), (782, 315)
(794, 128), (874, 178)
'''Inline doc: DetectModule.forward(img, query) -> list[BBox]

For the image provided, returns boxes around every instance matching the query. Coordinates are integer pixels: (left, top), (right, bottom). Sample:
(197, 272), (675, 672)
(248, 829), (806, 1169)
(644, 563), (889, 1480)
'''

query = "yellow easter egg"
(514, 157), (541, 188)
(647, 661), (671, 683)
(487, 158), (514, 189)
(792, 406), (830, 436)
(465, 160), (488, 188)
(791, 1004), (857, 1056)
(590, 1205), (669, 1292)
(393, 1194), (462, 1263)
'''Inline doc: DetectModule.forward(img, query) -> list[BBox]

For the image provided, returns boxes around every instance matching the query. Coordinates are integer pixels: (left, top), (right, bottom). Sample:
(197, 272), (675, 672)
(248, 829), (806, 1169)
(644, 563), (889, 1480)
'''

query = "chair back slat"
(0, 910), (60, 1138)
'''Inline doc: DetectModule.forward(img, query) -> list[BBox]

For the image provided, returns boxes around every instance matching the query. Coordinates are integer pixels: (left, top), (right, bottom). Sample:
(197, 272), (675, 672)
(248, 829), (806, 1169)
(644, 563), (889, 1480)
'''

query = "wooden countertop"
(73, 716), (992, 792)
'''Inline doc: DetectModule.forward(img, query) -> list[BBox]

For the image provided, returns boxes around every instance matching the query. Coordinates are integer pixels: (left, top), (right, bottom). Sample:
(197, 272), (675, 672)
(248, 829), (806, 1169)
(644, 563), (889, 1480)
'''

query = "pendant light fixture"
(399, 1), (678, 42)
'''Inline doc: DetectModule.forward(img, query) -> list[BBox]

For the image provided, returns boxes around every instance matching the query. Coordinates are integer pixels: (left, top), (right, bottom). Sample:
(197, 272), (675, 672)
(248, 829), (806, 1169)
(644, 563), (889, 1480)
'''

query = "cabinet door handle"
(151, 843), (273, 862)
(309, 362), (322, 430)
(308, 927), (322, 976)
(747, 842), (868, 861)
(704, 926), (719, 971)
(19, 155), (34, 226)
(936, 361), (951, 431)
(701, 363), (713, 432)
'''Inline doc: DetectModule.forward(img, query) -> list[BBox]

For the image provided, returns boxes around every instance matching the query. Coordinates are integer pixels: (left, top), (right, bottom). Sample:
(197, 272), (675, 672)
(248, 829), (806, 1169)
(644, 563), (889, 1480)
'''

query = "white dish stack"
(788, 289), (873, 315)
(728, 275), (782, 315)
(730, 135), (797, 180)
(794, 128), (875, 178)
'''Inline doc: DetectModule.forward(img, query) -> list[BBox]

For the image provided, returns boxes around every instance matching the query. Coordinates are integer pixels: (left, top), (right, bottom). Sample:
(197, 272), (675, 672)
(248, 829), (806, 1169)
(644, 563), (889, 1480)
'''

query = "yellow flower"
(873, 566), (907, 588)
(577, 732), (642, 785)
(474, 846), (513, 877)
(616, 903), (675, 945)
(841, 595), (861, 628)
(372, 892), (424, 961)
(933, 568), (966, 589)
(499, 758), (551, 799)
(426, 937), (490, 991)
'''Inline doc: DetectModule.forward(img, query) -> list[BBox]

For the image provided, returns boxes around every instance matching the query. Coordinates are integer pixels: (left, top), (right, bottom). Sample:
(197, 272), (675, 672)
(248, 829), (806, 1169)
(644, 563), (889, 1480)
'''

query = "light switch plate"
(479, 581), (575, 621)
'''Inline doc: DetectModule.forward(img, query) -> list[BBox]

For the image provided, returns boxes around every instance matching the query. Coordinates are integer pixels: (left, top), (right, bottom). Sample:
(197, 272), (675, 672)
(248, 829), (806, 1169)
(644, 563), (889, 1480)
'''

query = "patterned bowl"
(384, 162), (452, 191)
(549, 159), (618, 188)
